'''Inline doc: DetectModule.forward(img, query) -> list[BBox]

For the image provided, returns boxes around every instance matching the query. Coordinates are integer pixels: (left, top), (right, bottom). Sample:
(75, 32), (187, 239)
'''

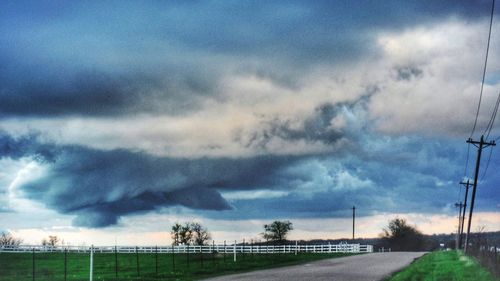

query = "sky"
(1, 0), (500, 246)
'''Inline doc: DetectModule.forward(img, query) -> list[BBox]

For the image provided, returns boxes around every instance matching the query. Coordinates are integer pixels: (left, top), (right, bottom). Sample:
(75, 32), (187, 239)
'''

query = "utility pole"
(464, 136), (495, 253)
(459, 179), (472, 249)
(352, 206), (356, 241)
(454, 202), (464, 250)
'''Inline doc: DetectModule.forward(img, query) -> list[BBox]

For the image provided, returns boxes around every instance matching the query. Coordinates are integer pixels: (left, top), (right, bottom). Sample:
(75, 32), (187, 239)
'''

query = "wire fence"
(467, 244), (500, 278)
(0, 242), (373, 281)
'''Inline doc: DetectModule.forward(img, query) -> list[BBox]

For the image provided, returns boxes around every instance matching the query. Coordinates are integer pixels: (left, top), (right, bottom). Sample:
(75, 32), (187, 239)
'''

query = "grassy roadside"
(0, 252), (355, 281)
(386, 250), (498, 281)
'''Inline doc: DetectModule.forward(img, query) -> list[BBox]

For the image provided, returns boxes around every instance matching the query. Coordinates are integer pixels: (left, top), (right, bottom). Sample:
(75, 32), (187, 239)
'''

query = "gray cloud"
(396, 66), (424, 81)
(1, 1), (495, 118)
(1, 131), (303, 227)
(234, 97), (371, 151)
(0, 53), (221, 117)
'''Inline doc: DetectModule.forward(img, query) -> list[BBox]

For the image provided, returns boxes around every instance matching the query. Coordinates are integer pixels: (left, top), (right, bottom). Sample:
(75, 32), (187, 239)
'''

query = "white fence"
(0, 243), (373, 254)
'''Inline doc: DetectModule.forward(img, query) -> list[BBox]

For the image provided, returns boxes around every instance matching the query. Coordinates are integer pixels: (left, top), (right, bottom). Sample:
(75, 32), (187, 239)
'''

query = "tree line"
(1, 218), (447, 252)
(169, 220), (294, 246)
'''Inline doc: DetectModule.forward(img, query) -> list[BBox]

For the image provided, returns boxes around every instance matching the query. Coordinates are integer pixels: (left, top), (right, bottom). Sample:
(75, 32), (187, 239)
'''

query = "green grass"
(386, 251), (498, 281)
(0, 251), (355, 281)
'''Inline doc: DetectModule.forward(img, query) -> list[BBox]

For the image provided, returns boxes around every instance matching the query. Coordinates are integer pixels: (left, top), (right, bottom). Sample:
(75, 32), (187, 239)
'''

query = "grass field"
(386, 250), (498, 281)
(0, 251), (354, 281)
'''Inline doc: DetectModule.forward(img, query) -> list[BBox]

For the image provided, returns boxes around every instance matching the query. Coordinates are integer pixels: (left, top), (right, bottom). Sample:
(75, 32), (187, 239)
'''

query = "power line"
(480, 146), (494, 181)
(483, 91), (500, 139)
(480, 92), (500, 181)
(463, 143), (471, 177)
(470, 0), (496, 138)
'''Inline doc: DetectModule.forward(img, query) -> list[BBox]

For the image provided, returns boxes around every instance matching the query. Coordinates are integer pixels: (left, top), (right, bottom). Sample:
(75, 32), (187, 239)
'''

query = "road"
(202, 252), (426, 281)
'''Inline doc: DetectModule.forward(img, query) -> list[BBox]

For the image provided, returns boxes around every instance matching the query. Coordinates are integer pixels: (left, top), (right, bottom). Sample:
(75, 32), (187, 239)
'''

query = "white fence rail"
(0, 243), (373, 254)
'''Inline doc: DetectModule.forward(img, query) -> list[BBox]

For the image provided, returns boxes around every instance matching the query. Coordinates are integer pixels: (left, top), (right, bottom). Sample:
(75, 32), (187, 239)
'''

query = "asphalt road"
(202, 252), (426, 281)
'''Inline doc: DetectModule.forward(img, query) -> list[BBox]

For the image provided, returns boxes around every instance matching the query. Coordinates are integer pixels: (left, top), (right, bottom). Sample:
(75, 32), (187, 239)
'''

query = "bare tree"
(179, 223), (193, 245)
(42, 235), (60, 247)
(171, 222), (182, 246)
(263, 220), (293, 244)
(0, 232), (23, 247)
(171, 221), (210, 245)
(191, 222), (211, 246)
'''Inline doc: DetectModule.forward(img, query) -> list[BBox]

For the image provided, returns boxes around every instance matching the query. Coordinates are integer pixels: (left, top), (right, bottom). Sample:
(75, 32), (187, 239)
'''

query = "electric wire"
(480, 92), (500, 181)
(463, 143), (471, 178)
(480, 146), (494, 181)
(470, 0), (496, 138)
(483, 91), (500, 139)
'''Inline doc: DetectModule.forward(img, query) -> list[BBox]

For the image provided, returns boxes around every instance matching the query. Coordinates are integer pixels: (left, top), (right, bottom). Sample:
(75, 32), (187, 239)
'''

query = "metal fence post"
(32, 247), (35, 281)
(212, 240), (215, 267)
(200, 245), (204, 268)
(64, 248), (67, 281)
(223, 241), (226, 265)
(242, 239), (245, 260)
(186, 244), (190, 269)
(250, 239), (253, 259)
(172, 244), (175, 272)
(114, 245), (118, 279)
(136, 246), (140, 277)
(155, 245), (158, 276)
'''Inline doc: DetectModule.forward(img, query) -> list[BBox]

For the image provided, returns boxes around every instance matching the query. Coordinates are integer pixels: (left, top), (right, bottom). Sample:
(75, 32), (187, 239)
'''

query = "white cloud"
(221, 190), (289, 200)
(370, 19), (500, 136)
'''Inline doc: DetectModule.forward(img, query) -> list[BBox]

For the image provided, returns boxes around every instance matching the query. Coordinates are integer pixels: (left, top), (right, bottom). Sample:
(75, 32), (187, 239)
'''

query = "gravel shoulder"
(202, 252), (427, 281)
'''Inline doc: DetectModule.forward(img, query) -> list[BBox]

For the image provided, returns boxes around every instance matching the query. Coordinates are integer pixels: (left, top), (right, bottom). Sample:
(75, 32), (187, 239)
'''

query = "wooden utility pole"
(352, 206), (356, 240)
(464, 136), (495, 253)
(459, 179), (472, 249)
(454, 202), (464, 250)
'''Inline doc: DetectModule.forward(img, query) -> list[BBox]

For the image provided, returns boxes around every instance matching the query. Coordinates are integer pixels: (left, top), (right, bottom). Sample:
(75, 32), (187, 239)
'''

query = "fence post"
(64, 248), (67, 281)
(114, 245), (118, 279)
(295, 241), (298, 255)
(186, 244), (190, 269)
(242, 239), (245, 260)
(233, 240), (237, 262)
(172, 244), (175, 272)
(223, 241), (226, 265)
(155, 245), (158, 275)
(32, 247), (35, 281)
(200, 245), (204, 268)
(136, 246), (140, 277)
(89, 245), (93, 281)
(250, 239), (253, 258)
(212, 240), (215, 267)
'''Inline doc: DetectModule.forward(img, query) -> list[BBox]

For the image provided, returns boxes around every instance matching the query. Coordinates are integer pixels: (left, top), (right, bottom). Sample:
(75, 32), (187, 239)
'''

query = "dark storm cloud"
(0, 131), (303, 227)
(0, 1), (496, 117)
(0, 132), (58, 162)
(1, 112), (498, 228)
(209, 142), (473, 221)
(0, 54), (219, 117)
